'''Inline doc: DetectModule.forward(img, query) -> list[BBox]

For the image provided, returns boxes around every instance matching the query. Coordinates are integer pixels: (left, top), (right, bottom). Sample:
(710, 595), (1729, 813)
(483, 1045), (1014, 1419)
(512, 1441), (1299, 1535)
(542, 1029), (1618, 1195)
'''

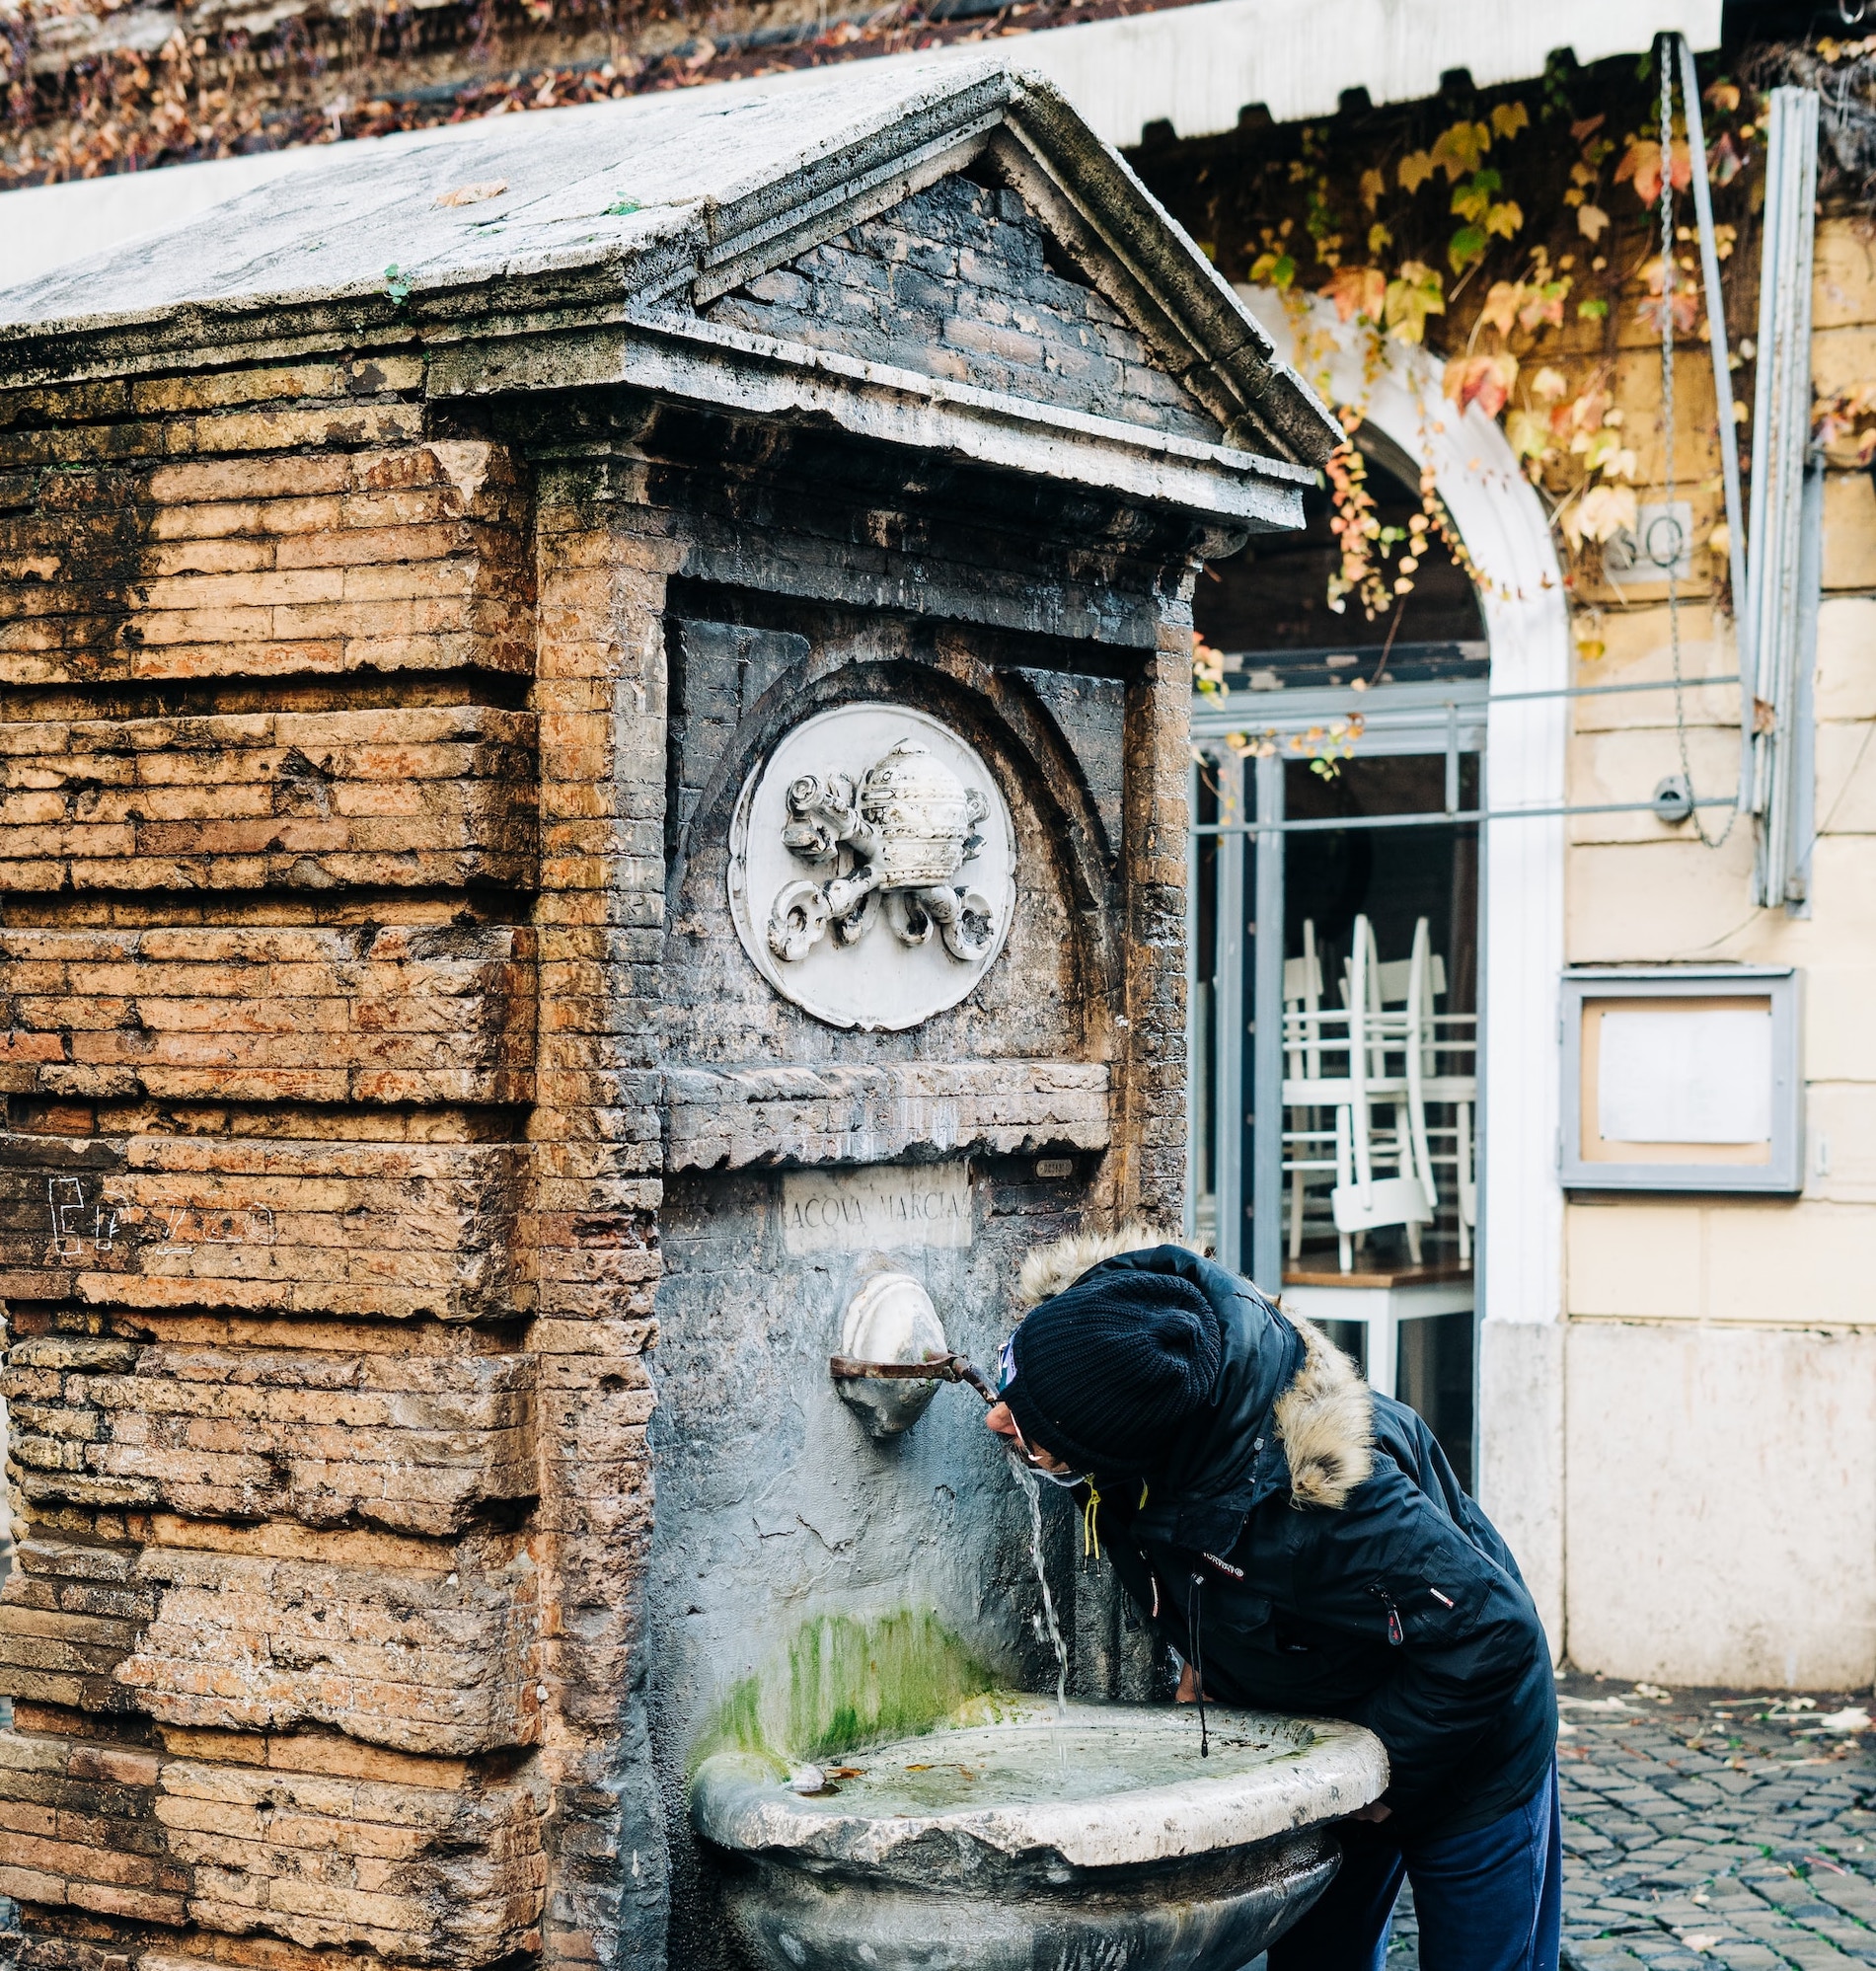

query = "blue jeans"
(1268, 1760), (1562, 1971)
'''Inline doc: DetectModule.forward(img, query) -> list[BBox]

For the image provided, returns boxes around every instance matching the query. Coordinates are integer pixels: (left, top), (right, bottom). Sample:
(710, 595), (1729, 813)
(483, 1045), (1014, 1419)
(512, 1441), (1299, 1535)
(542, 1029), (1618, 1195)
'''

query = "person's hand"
(1176, 1661), (1208, 1705)
(1346, 1800), (1393, 1823)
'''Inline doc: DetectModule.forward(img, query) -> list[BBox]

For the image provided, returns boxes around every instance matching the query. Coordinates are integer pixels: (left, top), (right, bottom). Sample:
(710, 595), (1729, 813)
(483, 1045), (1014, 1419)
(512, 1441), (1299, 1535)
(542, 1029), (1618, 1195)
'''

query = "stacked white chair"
(1280, 915), (1476, 1274)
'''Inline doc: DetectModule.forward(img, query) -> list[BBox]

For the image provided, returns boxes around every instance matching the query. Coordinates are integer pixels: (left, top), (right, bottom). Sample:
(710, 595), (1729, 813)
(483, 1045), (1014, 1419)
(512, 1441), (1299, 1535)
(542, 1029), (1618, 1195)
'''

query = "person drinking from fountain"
(983, 1230), (1559, 1971)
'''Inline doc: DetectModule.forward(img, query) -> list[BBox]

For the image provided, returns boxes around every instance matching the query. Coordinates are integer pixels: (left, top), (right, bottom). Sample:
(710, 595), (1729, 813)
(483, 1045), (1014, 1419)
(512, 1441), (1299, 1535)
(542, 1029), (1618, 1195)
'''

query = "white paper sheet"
(1597, 1008), (1773, 1145)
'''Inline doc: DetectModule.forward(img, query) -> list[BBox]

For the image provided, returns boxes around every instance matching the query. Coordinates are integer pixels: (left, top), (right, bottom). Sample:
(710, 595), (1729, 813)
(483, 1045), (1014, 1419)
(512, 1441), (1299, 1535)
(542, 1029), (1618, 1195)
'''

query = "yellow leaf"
(1399, 150), (1436, 195)
(1531, 365), (1569, 402)
(1577, 203), (1611, 242)
(1479, 280), (1524, 337)
(1384, 261), (1447, 344)
(1563, 188), (1586, 207)
(1708, 521), (1731, 557)
(1368, 221), (1394, 256)
(1360, 167), (1387, 212)
(1430, 120), (1491, 182)
(1490, 102), (1531, 140)
(1485, 200), (1524, 240)
(1706, 80), (1741, 114)
(1452, 181), (1490, 225)
(1505, 408), (1552, 460)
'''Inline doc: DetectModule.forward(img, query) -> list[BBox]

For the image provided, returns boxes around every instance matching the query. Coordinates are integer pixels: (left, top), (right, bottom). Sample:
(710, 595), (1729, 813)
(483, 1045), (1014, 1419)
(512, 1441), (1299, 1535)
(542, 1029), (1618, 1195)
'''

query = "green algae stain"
(692, 1611), (995, 1774)
(788, 1611), (996, 1762)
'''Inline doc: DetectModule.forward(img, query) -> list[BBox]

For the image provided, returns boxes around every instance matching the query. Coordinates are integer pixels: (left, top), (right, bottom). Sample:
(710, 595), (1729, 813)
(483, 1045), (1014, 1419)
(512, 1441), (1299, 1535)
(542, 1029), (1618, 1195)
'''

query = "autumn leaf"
(1556, 388), (1611, 440)
(1450, 169), (1501, 225)
(1490, 101), (1531, 141)
(1566, 483), (1638, 549)
(1531, 365), (1569, 402)
(1444, 350), (1520, 420)
(1571, 114), (1608, 146)
(1479, 281), (1524, 337)
(1485, 199), (1524, 241)
(1399, 150), (1436, 195)
(1506, 408), (1553, 460)
(1250, 250), (1297, 290)
(1705, 80), (1741, 113)
(1431, 120), (1492, 182)
(1614, 136), (1693, 205)
(1613, 137), (1659, 201)
(1577, 202), (1612, 242)
(1518, 279), (1569, 331)
(1359, 167), (1387, 211)
(1448, 225), (1487, 275)
(435, 179), (509, 206)
(1324, 265), (1387, 324)
(1579, 297), (1611, 321)
(1368, 221), (1394, 256)
(1384, 261), (1447, 343)
(1638, 256), (1700, 335)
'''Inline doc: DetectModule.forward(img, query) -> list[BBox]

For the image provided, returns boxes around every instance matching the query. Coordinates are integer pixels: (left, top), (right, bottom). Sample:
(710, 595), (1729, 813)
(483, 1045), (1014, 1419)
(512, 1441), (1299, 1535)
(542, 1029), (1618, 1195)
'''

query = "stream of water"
(1007, 1452), (1069, 1716)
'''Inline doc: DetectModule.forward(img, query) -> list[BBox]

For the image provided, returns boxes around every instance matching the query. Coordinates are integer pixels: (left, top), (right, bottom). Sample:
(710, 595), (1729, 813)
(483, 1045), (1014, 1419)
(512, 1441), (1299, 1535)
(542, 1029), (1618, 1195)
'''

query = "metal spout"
(828, 1350), (997, 1405)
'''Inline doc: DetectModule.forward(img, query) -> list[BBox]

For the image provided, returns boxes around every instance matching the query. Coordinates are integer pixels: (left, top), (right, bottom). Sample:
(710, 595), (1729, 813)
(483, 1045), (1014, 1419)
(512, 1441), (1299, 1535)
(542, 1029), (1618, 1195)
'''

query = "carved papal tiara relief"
(728, 705), (1017, 1031)
(769, 742), (997, 965)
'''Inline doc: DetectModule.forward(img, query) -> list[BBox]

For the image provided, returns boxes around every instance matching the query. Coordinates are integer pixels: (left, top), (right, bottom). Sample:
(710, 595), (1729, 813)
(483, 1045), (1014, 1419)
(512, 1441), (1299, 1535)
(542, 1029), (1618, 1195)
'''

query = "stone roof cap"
(0, 56), (1342, 486)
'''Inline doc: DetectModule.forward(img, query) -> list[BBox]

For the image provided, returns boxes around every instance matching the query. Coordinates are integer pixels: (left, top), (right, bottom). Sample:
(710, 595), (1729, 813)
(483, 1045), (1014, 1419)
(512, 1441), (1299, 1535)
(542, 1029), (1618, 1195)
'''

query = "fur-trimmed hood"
(1013, 1226), (1374, 1510)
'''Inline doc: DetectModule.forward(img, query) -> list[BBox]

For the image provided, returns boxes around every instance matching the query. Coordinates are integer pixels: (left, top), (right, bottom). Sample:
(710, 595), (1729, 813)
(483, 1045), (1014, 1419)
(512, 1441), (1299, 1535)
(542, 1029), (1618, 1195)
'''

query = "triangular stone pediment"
(0, 55), (1340, 488)
(701, 167), (1226, 446)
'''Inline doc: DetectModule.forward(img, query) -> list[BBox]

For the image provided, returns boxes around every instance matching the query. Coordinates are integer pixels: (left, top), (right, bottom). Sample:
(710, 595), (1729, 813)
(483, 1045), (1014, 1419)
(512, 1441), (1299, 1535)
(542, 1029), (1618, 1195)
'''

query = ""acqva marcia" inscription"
(781, 1163), (971, 1255)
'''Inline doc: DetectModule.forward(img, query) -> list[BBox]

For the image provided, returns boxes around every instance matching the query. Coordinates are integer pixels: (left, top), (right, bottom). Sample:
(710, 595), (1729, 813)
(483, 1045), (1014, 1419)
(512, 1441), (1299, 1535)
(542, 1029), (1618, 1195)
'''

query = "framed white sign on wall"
(1559, 966), (1802, 1192)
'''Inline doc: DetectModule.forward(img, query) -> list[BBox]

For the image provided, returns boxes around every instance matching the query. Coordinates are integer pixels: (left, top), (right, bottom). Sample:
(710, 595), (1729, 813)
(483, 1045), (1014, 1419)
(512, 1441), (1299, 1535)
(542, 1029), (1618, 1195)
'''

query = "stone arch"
(1237, 289), (1570, 1640)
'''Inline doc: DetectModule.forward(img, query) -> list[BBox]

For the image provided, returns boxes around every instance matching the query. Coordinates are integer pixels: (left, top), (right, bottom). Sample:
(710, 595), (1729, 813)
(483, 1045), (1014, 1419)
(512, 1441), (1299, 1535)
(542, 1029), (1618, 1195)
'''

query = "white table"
(1278, 1267), (1475, 1400)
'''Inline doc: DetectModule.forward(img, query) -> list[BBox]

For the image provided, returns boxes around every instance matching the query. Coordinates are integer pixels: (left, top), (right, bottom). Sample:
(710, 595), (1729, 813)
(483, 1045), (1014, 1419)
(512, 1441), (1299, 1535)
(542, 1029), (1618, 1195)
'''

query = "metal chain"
(1661, 35), (1739, 850)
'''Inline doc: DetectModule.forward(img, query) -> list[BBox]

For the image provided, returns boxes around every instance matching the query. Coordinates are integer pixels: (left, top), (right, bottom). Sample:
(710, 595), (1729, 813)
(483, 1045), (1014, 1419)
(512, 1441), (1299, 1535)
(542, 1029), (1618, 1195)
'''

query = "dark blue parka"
(1084, 1246), (1556, 1839)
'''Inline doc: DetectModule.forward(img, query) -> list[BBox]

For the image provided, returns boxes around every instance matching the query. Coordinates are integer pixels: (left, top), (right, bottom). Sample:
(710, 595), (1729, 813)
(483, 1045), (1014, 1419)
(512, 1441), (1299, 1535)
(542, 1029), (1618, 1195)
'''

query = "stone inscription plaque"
(781, 1163), (972, 1255)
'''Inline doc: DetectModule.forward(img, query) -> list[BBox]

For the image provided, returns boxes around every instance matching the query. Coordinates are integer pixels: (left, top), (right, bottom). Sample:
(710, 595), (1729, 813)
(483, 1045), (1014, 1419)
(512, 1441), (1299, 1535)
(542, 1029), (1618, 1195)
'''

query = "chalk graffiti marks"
(45, 1175), (276, 1260)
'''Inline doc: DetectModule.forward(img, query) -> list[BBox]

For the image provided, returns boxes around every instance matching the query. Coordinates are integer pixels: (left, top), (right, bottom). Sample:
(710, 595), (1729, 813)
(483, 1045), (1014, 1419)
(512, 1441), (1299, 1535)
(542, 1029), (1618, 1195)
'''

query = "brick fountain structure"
(0, 58), (1336, 1971)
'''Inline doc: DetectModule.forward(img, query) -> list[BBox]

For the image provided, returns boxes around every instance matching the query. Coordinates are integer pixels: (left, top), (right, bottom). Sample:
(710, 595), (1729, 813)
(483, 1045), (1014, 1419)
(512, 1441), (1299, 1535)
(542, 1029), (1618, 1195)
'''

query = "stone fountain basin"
(692, 1698), (1388, 1971)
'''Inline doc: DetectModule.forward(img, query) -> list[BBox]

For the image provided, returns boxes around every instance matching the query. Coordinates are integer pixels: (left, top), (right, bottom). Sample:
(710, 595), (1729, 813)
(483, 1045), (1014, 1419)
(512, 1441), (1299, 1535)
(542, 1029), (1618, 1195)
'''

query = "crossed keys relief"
(766, 740), (999, 967)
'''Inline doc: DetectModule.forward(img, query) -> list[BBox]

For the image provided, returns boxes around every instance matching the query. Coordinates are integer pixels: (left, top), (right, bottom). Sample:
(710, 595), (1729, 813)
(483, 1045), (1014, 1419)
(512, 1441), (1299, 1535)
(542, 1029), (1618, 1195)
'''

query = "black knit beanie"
(1001, 1267), (1223, 1475)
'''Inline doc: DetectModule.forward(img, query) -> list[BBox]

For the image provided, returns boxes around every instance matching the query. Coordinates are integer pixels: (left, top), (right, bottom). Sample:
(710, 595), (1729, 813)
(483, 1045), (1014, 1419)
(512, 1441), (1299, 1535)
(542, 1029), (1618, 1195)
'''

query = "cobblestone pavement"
(1376, 1673), (1876, 1971)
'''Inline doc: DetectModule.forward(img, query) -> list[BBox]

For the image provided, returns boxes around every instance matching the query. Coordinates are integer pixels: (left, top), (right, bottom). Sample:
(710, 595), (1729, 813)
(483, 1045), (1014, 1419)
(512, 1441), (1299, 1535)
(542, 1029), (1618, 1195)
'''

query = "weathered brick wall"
(523, 451), (668, 1968)
(0, 360), (558, 1965)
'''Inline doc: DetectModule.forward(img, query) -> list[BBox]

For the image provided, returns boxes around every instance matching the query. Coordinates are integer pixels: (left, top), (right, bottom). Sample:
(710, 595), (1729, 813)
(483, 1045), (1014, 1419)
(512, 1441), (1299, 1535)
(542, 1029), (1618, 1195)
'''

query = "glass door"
(1187, 714), (1483, 1484)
